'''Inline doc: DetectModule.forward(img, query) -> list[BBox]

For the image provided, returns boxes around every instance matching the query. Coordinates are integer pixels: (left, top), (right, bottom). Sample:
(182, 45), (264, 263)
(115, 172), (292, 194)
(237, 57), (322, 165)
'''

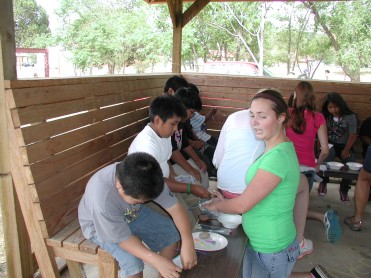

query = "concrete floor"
(61, 181), (371, 278)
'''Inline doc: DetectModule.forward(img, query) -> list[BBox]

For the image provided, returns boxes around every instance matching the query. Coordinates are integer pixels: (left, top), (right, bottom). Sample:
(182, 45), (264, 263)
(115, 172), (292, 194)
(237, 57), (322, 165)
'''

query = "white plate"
(172, 255), (182, 268)
(192, 232), (228, 251)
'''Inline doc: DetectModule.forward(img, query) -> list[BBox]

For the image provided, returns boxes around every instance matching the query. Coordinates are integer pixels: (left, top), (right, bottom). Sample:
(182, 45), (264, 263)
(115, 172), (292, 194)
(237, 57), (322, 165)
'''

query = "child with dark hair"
(129, 95), (211, 226)
(78, 152), (197, 278)
(319, 92), (358, 204)
(164, 75), (189, 95)
(171, 88), (210, 185)
(188, 83), (218, 177)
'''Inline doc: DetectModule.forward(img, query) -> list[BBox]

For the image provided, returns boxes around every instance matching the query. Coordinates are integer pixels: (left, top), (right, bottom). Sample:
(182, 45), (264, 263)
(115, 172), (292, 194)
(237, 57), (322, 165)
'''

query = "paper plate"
(192, 232), (228, 251)
(172, 255), (182, 268)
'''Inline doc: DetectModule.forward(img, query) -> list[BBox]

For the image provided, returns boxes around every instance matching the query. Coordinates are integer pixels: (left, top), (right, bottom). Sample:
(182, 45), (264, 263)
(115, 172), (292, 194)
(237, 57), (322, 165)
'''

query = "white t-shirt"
(213, 109), (265, 194)
(128, 124), (172, 178)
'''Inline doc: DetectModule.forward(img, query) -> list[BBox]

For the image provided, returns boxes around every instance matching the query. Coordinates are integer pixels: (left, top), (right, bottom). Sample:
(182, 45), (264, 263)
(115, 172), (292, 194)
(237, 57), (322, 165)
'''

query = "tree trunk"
(305, 2), (360, 82)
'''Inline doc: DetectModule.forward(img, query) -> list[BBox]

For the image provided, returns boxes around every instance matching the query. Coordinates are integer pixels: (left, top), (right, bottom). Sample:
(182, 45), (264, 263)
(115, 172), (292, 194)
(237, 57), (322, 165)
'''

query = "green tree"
(304, 0), (371, 82)
(13, 0), (51, 48)
(55, 0), (165, 74)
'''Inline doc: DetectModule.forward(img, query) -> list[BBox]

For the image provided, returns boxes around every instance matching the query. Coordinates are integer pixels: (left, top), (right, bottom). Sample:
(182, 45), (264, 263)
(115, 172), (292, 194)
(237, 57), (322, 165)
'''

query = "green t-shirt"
(242, 142), (300, 253)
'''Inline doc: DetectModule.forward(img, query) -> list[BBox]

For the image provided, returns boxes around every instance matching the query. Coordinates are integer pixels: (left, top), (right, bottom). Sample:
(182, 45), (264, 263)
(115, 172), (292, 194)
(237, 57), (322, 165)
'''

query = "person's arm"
(166, 202), (197, 270)
(171, 149), (202, 182)
(204, 108), (217, 123)
(341, 133), (357, 160)
(204, 169), (281, 214)
(183, 145), (207, 174)
(164, 177), (210, 198)
(119, 235), (182, 277)
(188, 139), (205, 150)
(316, 123), (329, 171)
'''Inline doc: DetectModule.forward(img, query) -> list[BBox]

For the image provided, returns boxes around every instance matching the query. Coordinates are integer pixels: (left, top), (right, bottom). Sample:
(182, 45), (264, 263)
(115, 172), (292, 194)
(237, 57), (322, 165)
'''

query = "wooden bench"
(5, 76), (167, 277)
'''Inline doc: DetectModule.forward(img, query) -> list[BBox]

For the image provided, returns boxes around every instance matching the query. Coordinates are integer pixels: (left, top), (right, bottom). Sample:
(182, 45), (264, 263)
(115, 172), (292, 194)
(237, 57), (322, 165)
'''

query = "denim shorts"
(91, 205), (180, 277)
(363, 145), (371, 173)
(301, 170), (315, 192)
(242, 239), (299, 278)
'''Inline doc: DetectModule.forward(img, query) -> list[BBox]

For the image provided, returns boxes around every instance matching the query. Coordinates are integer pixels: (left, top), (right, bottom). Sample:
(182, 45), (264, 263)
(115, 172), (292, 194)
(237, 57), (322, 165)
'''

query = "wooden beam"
(0, 0), (16, 80)
(167, 0), (177, 27)
(182, 0), (211, 27)
(170, 0), (183, 73)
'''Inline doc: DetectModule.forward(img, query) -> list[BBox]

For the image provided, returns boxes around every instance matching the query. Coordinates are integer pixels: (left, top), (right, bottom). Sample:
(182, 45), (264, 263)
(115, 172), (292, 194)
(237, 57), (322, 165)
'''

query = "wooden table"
(317, 165), (360, 180)
(180, 220), (247, 278)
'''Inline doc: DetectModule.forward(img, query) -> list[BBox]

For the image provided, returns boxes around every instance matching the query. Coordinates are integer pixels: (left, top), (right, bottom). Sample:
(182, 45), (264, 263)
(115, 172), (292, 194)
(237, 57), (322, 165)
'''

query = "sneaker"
(318, 182), (327, 196)
(339, 190), (350, 205)
(323, 209), (341, 243)
(310, 264), (333, 278)
(298, 237), (313, 259)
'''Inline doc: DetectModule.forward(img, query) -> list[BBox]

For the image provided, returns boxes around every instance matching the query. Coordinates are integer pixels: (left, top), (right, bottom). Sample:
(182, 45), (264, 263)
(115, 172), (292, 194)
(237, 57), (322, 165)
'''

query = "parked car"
(202, 61), (274, 77)
(22, 61), (35, 67)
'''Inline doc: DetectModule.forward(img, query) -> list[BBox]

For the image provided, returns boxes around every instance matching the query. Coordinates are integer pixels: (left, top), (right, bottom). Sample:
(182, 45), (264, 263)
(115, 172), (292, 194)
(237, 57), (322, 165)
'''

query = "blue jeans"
(91, 205), (180, 277)
(242, 239), (299, 278)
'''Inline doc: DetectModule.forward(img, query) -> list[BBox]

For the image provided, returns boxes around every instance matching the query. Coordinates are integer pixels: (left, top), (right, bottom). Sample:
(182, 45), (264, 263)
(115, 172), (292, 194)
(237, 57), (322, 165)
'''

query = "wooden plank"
(24, 108), (148, 163)
(13, 89), (157, 127)
(12, 80), (166, 108)
(7, 100), (60, 276)
(10, 79), (164, 107)
(5, 74), (172, 90)
(30, 120), (146, 185)
(51, 246), (99, 265)
(79, 239), (99, 255)
(34, 136), (134, 202)
(21, 97), (152, 144)
(46, 220), (81, 247)
(62, 229), (86, 251)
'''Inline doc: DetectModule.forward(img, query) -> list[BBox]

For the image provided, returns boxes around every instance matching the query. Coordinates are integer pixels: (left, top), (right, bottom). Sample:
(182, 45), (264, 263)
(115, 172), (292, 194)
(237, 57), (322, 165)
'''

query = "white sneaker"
(298, 237), (313, 259)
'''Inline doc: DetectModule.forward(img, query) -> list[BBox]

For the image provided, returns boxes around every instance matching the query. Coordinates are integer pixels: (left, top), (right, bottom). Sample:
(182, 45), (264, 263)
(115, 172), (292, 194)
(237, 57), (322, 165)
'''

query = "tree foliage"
(13, 0), (369, 81)
(13, 0), (51, 48)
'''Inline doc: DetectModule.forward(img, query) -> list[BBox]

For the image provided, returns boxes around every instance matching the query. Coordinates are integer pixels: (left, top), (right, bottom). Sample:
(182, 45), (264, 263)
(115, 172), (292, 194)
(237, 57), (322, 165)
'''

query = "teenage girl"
(319, 92), (357, 204)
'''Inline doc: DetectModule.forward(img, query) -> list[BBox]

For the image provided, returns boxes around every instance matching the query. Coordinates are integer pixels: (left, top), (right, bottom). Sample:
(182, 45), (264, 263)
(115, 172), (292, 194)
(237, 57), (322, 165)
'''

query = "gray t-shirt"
(78, 162), (176, 243)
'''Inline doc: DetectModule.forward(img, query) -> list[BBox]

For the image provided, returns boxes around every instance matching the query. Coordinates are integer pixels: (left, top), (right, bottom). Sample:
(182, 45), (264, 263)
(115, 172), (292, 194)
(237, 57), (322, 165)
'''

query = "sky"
(35, 0), (61, 32)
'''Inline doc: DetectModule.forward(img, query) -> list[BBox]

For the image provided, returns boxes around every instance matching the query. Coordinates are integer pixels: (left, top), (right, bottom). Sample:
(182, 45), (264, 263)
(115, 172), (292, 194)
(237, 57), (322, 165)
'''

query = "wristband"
(187, 183), (192, 194)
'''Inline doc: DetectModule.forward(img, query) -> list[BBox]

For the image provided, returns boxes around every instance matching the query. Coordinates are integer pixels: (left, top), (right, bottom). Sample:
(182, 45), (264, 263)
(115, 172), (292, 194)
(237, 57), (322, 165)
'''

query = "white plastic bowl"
(217, 214), (242, 229)
(327, 162), (344, 170)
(346, 162), (363, 171)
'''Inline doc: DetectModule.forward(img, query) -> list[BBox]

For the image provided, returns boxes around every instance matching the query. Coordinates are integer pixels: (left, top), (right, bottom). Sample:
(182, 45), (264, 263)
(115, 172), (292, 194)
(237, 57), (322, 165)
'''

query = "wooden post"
(0, 0), (17, 80)
(1, 1), (33, 277)
(170, 0), (183, 73)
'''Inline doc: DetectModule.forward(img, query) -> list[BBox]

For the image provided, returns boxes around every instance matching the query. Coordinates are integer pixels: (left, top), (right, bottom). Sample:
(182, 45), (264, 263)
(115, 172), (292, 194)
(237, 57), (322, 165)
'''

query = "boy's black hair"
(164, 75), (189, 94)
(188, 83), (203, 111)
(173, 87), (198, 110)
(321, 92), (355, 119)
(149, 95), (186, 122)
(116, 152), (164, 199)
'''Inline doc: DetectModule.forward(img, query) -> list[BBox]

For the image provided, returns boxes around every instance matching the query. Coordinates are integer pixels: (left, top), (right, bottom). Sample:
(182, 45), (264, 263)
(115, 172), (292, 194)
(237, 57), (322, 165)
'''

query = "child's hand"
(195, 159), (207, 174)
(153, 256), (182, 278)
(180, 241), (197, 270)
(341, 149), (351, 160)
(189, 168), (202, 182)
(191, 184), (211, 198)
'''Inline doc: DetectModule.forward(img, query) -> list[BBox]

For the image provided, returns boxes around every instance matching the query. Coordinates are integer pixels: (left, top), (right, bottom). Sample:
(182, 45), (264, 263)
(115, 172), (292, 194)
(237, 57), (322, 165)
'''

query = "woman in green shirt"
(205, 89), (300, 277)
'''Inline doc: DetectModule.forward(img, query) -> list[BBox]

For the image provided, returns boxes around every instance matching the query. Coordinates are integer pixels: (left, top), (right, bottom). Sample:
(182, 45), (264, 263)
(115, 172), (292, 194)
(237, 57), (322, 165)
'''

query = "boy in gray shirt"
(78, 152), (197, 278)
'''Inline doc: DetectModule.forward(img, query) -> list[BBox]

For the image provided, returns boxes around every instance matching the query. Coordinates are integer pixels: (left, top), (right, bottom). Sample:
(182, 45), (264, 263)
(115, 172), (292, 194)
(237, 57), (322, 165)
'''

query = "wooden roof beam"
(183, 0), (211, 27)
